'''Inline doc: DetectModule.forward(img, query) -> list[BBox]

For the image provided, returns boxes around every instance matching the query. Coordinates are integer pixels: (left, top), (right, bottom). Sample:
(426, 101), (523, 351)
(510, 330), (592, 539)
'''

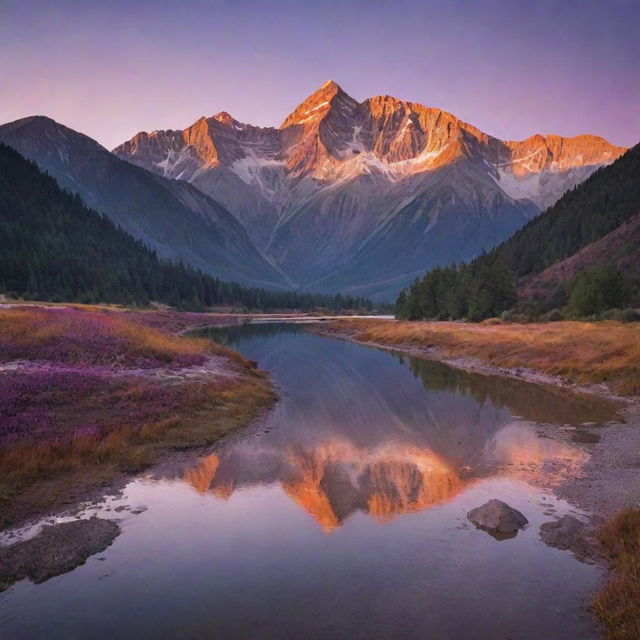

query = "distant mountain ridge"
(396, 142), (640, 320)
(114, 81), (625, 299)
(0, 116), (289, 290)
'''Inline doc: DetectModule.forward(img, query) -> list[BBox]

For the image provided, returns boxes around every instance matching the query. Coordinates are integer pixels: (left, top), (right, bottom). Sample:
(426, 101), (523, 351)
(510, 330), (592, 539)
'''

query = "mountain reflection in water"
(187, 323), (615, 531)
(2, 322), (612, 640)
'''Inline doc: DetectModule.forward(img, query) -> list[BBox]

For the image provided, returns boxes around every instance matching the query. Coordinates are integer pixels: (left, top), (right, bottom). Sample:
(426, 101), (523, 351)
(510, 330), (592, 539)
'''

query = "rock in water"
(540, 515), (587, 549)
(467, 499), (529, 537)
(539, 515), (597, 561)
(0, 517), (121, 592)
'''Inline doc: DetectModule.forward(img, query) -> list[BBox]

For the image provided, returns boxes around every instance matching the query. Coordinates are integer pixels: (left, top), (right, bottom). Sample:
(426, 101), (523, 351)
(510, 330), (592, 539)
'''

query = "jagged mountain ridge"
(0, 116), (289, 290)
(114, 81), (625, 300)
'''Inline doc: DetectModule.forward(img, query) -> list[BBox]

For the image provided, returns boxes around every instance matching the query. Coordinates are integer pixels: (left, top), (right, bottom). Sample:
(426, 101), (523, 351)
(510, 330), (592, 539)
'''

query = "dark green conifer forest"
(0, 144), (377, 312)
(397, 143), (640, 320)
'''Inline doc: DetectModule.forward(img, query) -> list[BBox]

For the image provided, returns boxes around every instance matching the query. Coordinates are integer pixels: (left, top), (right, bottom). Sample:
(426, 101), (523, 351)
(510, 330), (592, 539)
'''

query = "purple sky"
(2, 0), (638, 150)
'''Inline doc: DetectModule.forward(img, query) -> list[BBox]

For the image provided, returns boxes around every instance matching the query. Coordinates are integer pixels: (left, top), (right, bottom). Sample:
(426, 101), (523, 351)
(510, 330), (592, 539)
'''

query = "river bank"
(315, 318), (640, 514)
(317, 317), (640, 639)
(320, 318), (639, 395)
(0, 305), (276, 530)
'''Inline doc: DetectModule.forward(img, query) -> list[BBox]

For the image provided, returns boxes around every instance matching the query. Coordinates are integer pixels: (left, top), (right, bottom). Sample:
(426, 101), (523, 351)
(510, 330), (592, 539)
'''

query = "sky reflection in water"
(1, 323), (616, 640)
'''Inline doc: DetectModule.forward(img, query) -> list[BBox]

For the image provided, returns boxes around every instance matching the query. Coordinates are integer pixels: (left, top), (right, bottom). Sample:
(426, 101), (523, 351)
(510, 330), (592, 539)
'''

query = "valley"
(0, 127), (638, 639)
(0, 83), (625, 301)
(1, 3), (638, 637)
(1, 132), (639, 638)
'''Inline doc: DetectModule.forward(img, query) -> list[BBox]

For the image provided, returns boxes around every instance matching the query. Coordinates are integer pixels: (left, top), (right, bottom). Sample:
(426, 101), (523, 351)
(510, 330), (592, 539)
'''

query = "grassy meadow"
(325, 318), (640, 396)
(0, 306), (275, 528)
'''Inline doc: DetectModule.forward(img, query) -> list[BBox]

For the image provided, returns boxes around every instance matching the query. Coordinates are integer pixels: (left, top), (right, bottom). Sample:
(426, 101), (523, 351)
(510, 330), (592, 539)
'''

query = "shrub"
(568, 265), (630, 317)
(501, 309), (516, 322)
(602, 308), (640, 323)
(620, 308), (640, 323)
(542, 308), (564, 322)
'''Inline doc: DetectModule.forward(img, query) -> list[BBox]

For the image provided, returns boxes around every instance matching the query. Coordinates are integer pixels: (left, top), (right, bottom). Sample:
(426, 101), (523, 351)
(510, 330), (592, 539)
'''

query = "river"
(1, 321), (617, 639)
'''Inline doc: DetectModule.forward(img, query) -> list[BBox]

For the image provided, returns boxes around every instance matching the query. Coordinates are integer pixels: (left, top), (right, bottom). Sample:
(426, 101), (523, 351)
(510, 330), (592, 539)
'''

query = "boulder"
(539, 515), (598, 561)
(0, 517), (121, 592)
(467, 499), (528, 537)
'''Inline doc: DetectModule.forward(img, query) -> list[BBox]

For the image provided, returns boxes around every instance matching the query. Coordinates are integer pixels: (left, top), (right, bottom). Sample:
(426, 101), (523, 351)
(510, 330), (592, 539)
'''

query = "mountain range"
(0, 116), (288, 290)
(1, 82), (627, 300)
(396, 141), (640, 320)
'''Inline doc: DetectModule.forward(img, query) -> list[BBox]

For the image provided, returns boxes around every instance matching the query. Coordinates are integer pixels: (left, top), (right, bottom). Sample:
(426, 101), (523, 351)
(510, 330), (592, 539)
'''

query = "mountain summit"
(113, 82), (626, 299)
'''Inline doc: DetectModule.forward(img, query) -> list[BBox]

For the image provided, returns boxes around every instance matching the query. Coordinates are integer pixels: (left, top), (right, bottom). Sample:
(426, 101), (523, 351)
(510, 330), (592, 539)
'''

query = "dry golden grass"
(0, 305), (277, 528)
(105, 314), (212, 360)
(0, 372), (275, 528)
(593, 509), (640, 640)
(327, 319), (640, 395)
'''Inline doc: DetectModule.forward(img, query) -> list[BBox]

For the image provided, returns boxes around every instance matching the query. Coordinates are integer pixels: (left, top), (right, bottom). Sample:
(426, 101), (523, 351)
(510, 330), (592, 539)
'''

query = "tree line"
(396, 257), (516, 321)
(396, 143), (640, 321)
(0, 143), (380, 312)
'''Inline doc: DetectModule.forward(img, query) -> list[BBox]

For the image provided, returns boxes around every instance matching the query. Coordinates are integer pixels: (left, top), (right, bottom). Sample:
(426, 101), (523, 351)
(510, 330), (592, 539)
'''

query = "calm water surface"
(1, 323), (617, 640)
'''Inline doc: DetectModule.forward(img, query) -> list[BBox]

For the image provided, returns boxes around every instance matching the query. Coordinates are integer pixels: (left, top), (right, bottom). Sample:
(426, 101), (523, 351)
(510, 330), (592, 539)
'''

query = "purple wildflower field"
(0, 306), (207, 368)
(0, 306), (223, 469)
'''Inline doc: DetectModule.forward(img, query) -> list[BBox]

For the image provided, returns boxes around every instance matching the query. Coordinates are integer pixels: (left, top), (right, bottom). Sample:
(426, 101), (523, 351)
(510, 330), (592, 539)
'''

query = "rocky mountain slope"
(115, 81), (625, 299)
(0, 116), (289, 289)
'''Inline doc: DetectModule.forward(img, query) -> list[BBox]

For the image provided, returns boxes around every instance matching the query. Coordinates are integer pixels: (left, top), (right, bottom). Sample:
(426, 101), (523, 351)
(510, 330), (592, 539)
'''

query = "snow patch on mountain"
(304, 101), (330, 115)
(342, 124), (364, 156)
(492, 169), (541, 203)
(154, 146), (198, 178)
(230, 151), (285, 199)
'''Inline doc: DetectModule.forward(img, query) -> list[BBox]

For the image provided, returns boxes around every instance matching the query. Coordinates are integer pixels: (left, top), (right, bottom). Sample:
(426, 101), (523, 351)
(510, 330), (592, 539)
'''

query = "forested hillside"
(397, 143), (640, 320)
(490, 142), (640, 277)
(0, 116), (289, 289)
(0, 144), (375, 312)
